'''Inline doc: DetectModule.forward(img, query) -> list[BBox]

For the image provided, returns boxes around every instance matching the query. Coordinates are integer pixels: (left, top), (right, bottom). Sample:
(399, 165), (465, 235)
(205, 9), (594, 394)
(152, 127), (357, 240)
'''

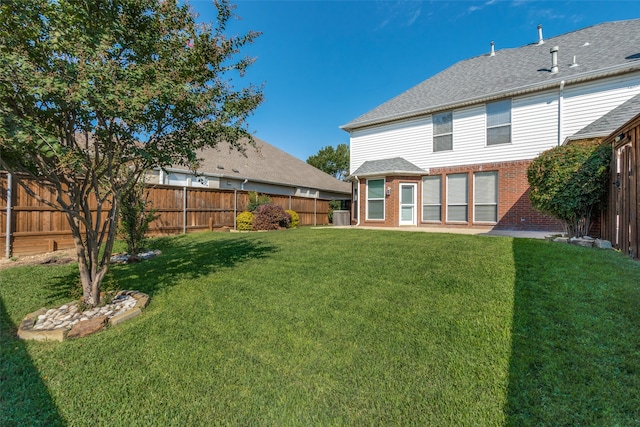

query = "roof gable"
(343, 19), (640, 131)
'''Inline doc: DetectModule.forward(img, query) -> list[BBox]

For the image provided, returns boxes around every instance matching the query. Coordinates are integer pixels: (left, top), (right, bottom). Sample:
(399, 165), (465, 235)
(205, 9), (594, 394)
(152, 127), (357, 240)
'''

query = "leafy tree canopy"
(306, 143), (349, 180)
(527, 139), (611, 237)
(0, 0), (263, 305)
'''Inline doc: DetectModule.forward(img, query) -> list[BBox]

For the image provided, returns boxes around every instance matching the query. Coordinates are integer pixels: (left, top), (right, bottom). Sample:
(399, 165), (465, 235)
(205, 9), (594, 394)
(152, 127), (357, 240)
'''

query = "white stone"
(595, 239), (613, 249)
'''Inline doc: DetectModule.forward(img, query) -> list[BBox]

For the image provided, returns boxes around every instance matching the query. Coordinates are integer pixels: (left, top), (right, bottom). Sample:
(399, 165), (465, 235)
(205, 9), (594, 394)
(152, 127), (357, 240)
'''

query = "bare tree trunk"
(68, 192), (120, 307)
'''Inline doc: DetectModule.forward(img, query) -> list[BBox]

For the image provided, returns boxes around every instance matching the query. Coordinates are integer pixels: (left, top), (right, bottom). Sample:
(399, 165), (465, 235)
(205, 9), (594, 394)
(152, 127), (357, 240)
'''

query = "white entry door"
(399, 183), (417, 225)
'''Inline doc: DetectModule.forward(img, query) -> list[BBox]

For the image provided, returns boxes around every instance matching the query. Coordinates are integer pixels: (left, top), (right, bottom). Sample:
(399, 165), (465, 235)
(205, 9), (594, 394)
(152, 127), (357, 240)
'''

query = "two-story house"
(341, 19), (640, 231)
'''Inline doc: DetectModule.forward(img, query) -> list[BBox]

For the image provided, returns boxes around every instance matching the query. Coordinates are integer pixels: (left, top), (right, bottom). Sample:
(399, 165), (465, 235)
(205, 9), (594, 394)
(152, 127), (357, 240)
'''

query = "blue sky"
(190, 0), (639, 161)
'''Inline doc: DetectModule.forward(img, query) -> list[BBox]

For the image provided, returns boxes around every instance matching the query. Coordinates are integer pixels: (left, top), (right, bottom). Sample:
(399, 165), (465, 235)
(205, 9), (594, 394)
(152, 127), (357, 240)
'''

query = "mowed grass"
(1, 228), (639, 426)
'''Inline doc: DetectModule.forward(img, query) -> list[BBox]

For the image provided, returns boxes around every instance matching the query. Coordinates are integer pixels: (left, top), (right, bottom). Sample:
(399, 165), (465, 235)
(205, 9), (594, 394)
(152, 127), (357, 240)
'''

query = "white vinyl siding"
(366, 178), (385, 220)
(433, 111), (453, 152)
(486, 100), (511, 146)
(350, 117), (431, 174)
(474, 171), (498, 223)
(447, 174), (468, 222)
(422, 175), (442, 222)
(348, 72), (640, 172)
(562, 74), (640, 140)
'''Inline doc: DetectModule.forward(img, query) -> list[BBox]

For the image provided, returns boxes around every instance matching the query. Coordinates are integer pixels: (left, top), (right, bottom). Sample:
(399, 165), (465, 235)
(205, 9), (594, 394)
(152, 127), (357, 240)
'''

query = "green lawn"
(1, 228), (639, 426)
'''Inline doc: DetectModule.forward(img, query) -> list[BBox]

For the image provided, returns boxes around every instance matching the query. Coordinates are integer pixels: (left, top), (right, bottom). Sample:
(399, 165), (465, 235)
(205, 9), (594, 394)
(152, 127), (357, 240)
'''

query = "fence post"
(234, 189), (237, 230)
(183, 186), (187, 234)
(314, 197), (317, 226)
(5, 173), (12, 258)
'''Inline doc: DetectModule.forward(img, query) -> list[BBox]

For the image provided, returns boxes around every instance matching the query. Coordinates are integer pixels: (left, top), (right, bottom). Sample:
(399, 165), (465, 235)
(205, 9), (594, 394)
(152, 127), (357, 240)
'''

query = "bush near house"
(252, 204), (290, 230)
(285, 210), (299, 228)
(236, 211), (254, 231)
(527, 139), (611, 237)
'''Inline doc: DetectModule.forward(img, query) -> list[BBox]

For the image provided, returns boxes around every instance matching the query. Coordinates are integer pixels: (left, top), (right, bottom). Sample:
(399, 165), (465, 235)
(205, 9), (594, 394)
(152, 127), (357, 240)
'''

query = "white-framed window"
(447, 173), (468, 222)
(433, 111), (453, 152)
(422, 175), (442, 222)
(474, 171), (498, 223)
(366, 178), (385, 220)
(486, 100), (511, 146)
(353, 185), (358, 220)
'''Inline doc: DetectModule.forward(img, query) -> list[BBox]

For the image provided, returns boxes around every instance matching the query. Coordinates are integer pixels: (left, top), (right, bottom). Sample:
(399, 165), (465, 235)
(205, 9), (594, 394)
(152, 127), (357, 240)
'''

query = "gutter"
(341, 62), (640, 132)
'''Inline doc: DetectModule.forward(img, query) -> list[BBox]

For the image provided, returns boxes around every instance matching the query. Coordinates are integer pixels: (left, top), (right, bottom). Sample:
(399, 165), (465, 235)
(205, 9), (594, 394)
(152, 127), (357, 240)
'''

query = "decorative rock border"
(17, 290), (149, 342)
(549, 235), (613, 249)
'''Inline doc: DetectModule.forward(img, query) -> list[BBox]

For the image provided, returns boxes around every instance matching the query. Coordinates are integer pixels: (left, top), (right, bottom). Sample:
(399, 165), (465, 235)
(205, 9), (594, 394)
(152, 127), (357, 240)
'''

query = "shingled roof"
(350, 157), (425, 178)
(342, 19), (640, 131)
(168, 137), (351, 195)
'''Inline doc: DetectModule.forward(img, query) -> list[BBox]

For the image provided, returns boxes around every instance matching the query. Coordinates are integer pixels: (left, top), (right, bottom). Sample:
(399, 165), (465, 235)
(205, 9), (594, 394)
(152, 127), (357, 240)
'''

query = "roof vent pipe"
(490, 41), (495, 56)
(570, 55), (579, 68)
(550, 45), (559, 73)
(537, 25), (544, 45)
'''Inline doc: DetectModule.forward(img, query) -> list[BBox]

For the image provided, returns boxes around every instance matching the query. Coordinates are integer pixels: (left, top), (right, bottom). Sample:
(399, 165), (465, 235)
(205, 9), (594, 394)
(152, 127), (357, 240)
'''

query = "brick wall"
(353, 159), (565, 231)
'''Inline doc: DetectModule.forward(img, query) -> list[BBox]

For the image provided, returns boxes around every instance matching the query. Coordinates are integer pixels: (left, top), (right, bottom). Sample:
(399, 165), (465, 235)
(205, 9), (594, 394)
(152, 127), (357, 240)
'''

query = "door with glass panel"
(399, 183), (417, 225)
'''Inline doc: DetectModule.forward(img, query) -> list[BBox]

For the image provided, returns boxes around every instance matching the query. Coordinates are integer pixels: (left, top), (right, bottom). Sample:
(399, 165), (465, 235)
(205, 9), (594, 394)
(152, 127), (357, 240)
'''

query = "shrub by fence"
(1, 174), (333, 256)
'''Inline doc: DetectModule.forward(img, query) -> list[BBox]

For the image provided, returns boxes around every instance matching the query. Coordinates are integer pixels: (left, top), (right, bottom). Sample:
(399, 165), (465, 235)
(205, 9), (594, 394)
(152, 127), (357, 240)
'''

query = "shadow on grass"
(506, 238), (640, 425)
(106, 233), (276, 297)
(0, 297), (64, 426)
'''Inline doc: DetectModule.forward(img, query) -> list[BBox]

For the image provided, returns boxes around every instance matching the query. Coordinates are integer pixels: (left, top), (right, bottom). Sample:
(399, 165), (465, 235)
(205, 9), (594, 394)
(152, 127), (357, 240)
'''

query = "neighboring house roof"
(567, 93), (640, 141)
(167, 137), (351, 195)
(342, 19), (640, 131)
(349, 157), (426, 178)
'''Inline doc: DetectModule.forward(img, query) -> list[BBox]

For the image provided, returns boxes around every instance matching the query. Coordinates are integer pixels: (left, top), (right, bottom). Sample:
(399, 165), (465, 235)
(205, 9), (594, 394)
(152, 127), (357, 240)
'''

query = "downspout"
(5, 173), (12, 258)
(354, 176), (361, 226)
(558, 80), (565, 145)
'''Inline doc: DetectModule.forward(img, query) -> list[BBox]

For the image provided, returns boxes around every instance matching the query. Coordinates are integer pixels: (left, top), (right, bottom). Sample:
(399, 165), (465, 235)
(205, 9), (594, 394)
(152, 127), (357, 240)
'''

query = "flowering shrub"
(285, 209), (299, 228)
(252, 204), (290, 230)
(236, 211), (254, 231)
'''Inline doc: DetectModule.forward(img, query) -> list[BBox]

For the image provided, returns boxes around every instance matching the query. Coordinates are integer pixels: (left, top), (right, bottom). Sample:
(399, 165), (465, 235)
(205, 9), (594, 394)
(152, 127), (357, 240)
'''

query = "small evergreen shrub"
(253, 204), (290, 230)
(118, 184), (159, 254)
(285, 210), (299, 228)
(236, 211), (254, 231)
(247, 191), (271, 212)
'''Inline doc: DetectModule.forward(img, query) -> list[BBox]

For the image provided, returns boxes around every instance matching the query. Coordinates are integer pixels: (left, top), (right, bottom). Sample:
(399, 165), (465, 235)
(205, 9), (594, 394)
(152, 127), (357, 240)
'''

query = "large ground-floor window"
(366, 178), (385, 220)
(422, 175), (442, 221)
(447, 173), (468, 222)
(474, 171), (498, 223)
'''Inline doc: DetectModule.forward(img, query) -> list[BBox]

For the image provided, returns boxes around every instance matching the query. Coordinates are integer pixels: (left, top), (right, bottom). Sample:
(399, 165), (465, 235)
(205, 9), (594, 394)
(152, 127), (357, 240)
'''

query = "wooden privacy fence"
(603, 114), (640, 259)
(1, 173), (331, 257)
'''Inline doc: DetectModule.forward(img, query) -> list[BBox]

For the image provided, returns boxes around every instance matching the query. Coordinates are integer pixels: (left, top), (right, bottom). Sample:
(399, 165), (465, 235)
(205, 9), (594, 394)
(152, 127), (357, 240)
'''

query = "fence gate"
(609, 123), (640, 259)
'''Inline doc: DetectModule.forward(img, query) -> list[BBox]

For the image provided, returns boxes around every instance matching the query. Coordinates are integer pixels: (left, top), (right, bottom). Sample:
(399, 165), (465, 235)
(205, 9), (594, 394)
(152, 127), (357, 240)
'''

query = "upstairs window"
(433, 111), (453, 152)
(486, 100), (511, 146)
